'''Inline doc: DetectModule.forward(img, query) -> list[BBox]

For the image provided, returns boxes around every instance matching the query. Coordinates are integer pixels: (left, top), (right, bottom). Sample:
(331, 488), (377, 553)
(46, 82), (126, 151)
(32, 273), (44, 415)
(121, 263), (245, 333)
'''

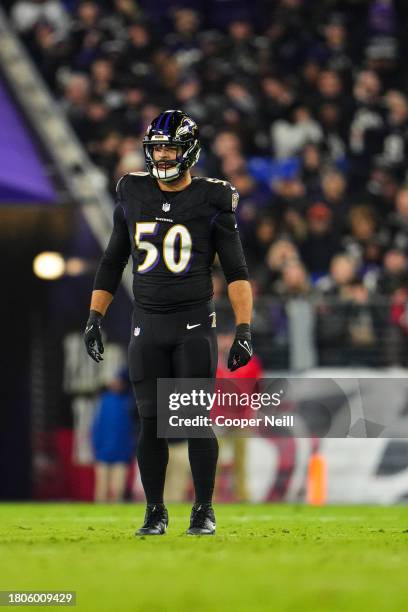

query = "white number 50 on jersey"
(135, 222), (192, 274)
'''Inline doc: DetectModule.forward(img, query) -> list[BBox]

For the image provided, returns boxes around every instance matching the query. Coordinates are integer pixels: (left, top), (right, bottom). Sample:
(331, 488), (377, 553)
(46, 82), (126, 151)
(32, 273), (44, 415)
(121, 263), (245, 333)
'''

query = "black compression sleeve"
(212, 211), (249, 283)
(93, 204), (131, 294)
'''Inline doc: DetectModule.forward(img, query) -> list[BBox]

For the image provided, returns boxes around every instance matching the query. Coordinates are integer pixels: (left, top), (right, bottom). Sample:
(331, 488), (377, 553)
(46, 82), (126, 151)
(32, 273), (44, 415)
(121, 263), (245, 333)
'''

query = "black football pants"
(128, 301), (219, 505)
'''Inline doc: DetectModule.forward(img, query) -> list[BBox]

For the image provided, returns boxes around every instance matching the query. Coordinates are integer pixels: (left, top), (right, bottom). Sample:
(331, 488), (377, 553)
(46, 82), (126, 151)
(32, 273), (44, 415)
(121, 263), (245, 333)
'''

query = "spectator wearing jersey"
(342, 205), (382, 265)
(300, 203), (340, 277)
(380, 91), (408, 180)
(272, 104), (323, 159)
(349, 70), (385, 188)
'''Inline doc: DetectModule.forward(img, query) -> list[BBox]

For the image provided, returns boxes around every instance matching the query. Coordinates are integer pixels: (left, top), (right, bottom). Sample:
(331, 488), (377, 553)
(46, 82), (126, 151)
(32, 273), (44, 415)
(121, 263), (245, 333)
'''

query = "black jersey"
(93, 173), (249, 313)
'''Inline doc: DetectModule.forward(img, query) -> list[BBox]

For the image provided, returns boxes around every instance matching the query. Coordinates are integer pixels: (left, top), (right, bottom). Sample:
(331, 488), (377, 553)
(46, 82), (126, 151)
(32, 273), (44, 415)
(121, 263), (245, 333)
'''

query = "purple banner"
(0, 77), (56, 203)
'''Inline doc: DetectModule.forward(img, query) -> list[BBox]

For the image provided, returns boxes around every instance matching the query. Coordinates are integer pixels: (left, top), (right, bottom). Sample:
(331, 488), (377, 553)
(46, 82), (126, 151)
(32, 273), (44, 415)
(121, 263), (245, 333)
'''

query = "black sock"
(136, 417), (169, 505)
(188, 436), (219, 505)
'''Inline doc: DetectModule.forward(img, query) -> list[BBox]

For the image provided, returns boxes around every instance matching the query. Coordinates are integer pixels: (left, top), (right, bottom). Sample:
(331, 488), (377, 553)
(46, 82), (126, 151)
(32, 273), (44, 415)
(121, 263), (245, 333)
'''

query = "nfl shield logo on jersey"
(162, 202), (171, 212)
(134, 326), (141, 336)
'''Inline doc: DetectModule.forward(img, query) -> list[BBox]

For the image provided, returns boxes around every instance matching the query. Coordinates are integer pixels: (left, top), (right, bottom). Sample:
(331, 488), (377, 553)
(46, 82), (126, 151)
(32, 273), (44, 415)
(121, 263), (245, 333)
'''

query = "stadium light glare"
(33, 251), (65, 280)
(65, 257), (88, 276)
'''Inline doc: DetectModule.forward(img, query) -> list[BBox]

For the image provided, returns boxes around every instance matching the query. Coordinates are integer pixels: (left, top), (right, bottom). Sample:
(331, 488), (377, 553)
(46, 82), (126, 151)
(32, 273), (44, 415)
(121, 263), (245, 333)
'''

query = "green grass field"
(1, 503), (407, 611)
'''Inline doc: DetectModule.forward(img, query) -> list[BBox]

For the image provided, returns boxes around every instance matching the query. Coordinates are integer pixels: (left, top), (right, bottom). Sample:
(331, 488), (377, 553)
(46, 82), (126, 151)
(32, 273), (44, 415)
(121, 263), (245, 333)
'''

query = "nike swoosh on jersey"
(186, 323), (201, 330)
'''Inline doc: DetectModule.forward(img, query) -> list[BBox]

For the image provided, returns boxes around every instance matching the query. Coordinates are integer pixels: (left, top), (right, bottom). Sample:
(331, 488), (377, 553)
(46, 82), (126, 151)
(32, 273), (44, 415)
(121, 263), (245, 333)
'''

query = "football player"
(84, 110), (253, 535)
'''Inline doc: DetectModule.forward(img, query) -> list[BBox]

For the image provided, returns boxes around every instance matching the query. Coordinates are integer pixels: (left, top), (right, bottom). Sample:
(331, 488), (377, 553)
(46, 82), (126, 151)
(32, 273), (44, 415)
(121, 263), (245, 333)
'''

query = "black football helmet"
(143, 110), (201, 182)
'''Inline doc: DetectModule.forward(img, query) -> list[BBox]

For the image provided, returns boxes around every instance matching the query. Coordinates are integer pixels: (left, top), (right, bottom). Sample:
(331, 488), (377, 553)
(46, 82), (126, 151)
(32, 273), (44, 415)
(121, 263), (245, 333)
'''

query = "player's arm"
(212, 188), (253, 371)
(227, 279), (253, 326)
(84, 203), (131, 362)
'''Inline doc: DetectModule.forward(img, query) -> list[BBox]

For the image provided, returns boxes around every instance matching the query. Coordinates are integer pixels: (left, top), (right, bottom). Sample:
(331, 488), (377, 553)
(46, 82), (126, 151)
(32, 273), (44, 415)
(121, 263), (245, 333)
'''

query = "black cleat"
(135, 504), (168, 536)
(187, 503), (216, 535)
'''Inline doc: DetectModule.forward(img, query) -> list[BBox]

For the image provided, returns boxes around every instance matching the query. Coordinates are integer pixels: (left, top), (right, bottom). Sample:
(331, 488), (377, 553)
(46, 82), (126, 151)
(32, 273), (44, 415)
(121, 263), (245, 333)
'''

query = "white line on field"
(228, 515), (366, 522)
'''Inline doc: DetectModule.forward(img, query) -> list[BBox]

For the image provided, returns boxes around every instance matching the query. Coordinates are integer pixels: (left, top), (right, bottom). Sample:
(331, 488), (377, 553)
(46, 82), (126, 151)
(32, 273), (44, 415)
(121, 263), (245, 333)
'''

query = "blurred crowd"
(7, 0), (408, 364)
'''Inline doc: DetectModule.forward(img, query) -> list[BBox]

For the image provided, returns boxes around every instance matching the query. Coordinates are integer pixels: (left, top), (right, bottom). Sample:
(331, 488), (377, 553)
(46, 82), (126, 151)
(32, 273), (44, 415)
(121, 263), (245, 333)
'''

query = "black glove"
(84, 310), (104, 363)
(228, 323), (253, 372)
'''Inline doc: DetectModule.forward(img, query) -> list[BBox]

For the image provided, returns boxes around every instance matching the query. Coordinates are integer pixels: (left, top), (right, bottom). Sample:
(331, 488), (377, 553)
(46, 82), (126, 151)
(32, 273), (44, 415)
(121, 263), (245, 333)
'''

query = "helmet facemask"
(146, 144), (185, 183)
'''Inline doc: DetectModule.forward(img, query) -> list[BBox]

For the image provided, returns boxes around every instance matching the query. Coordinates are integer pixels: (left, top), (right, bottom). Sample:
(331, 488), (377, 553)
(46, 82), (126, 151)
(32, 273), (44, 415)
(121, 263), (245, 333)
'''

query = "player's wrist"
(235, 323), (251, 340)
(88, 310), (104, 326)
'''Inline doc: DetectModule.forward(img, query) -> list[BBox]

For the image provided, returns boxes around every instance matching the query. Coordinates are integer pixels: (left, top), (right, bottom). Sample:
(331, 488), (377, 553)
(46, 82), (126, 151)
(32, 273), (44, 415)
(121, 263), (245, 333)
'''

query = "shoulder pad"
(202, 178), (239, 212)
(115, 174), (129, 199)
(126, 172), (151, 188)
(116, 172), (151, 198)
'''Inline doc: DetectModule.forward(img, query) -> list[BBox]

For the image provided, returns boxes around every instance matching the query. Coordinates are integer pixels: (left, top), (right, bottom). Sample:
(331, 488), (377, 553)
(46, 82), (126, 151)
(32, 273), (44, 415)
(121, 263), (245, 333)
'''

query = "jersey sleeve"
(212, 184), (249, 284)
(93, 179), (131, 294)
